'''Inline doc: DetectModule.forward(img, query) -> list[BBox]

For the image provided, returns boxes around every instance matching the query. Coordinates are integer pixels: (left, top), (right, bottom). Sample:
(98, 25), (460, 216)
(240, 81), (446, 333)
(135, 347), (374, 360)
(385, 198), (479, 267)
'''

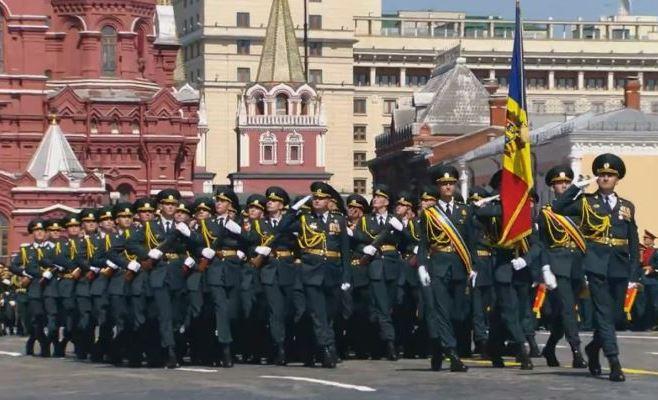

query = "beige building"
(173, 0), (658, 195)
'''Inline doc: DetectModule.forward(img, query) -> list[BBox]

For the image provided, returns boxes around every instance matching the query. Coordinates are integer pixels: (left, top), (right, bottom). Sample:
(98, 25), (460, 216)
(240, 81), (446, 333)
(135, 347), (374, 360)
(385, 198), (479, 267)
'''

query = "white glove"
(201, 247), (215, 259)
(292, 194), (312, 211)
(184, 257), (196, 269)
(9, 300), (15, 307)
(42, 270), (53, 280)
(2, 279), (10, 286)
(469, 270), (478, 288)
(224, 219), (242, 234)
(53, 264), (65, 272)
(511, 257), (527, 271)
(22, 271), (33, 279)
(542, 265), (558, 290)
(237, 250), (246, 260)
(628, 281), (639, 289)
(574, 176), (597, 189)
(418, 265), (431, 287)
(255, 246), (272, 256)
(89, 266), (101, 274)
(341, 283), (351, 291)
(363, 245), (377, 256)
(413, 245), (419, 255)
(148, 248), (163, 260)
(106, 260), (119, 270)
(127, 260), (141, 272)
(346, 227), (354, 237)
(388, 216), (404, 232)
(175, 222), (191, 237)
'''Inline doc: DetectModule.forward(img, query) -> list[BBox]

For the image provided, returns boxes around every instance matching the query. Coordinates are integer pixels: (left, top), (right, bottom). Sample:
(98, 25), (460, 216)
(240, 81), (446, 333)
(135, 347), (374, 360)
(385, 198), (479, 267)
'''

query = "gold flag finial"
(48, 113), (58, 125)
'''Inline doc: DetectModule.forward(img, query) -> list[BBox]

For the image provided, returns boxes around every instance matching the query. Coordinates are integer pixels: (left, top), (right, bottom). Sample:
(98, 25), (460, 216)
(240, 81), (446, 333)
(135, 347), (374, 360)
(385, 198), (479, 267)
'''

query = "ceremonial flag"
(498, 0), (534, 247)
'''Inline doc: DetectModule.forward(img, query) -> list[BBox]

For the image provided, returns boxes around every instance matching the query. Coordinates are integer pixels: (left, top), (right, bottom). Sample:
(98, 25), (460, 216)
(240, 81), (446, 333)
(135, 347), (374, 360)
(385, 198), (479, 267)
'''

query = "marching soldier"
(417, 166), (470, 372)
(75, 208), (100, 360)
(59, 214), (86, 358)
(467, 186), (497, 357)
(343, 193), (373, 359)
(474, 171), (534, 370)
(43, 219), (65, 356)
(552, 153), (640, 382)
(353, 185), (404, 360)
(88, 207), (115, 362)
(531, 166), (587, 368)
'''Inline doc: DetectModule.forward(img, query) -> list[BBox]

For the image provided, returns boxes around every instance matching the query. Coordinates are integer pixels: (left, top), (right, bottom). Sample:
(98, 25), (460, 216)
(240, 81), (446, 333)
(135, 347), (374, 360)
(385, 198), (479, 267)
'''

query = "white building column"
(458, 160), (469, 203)
(370, 67), (377, 86)
(577, 71), (585, 90)
(489, 69), (496, 79)
(607, 71), (614, 91)
(400, 67), (406, 87)
(638, 71), (644, 86)
(548, 70), (555, 90)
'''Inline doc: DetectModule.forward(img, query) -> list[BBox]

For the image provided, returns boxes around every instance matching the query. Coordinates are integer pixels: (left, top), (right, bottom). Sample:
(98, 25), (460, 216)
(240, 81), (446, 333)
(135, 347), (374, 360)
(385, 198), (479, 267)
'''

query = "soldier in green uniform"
(278, 182), (350, 368)
(416, 166), (469, 372)
(8, 220), (49, 356)
(190, 189), (245, 367)
(532, 166), (588, 368)
(343, 193), (373, 359)
(75, 208), (100, 360)
(467, 186), (497, 357)
(88, 207), (114, 362)
(353, 185), (404, 360)
(552, 154), (640, 382)
(43, 219), (65, 356)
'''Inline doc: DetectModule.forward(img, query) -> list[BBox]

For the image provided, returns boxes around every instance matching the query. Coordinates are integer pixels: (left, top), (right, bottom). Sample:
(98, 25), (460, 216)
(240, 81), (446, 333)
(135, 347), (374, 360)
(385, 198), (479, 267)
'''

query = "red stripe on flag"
(499, 169), (532, 246)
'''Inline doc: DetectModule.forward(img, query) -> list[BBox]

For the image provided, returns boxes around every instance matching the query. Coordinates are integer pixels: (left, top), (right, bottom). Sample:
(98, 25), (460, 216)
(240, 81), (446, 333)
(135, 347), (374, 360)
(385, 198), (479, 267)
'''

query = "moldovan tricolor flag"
(499, 0), (534, 247)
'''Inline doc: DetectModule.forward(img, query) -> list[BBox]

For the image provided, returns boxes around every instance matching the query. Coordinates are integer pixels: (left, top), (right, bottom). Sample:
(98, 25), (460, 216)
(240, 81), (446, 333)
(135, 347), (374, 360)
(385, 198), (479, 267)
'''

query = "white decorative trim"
(285, 131), (304, 165)
(12, 204), (81, 215)
(572, 141), (658, 156)
(259, 131), (277, 165)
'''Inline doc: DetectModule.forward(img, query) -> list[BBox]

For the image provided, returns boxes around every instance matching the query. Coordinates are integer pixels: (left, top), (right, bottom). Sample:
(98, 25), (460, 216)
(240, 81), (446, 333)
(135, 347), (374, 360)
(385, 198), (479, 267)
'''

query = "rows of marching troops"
(0, 153), (652, 382)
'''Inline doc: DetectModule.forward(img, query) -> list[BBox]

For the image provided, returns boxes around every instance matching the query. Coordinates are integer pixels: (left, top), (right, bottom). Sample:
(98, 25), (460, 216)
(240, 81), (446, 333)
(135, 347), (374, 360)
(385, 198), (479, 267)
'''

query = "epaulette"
(20, 243), (30, 248)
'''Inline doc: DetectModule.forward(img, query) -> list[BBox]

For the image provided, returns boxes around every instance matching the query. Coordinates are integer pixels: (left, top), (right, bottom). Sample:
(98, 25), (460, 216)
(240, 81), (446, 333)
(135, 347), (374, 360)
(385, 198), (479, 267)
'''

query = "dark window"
(353, 98), (366, 114)
(237, 12), (250, 28)
(353, 152), (367, 168)
(353, 125), (366, 141)
(101, 26), (117, 76)
(309, 42), (322, 57)
(309, 69), (322, 84)
(237, 67), (250, 82)
(309, 15), (322, 30)
(275, 94), (288, 115)
(237, 40), (250, 55)
(353, 67), (370, 86)
(353, 179), (367, 195)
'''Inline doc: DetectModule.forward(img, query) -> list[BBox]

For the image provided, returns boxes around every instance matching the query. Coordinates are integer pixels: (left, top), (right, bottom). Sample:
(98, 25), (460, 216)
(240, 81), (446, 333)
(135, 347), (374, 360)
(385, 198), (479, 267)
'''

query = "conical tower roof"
(256, 0), (305, 83)
(26, 118), (86, 185)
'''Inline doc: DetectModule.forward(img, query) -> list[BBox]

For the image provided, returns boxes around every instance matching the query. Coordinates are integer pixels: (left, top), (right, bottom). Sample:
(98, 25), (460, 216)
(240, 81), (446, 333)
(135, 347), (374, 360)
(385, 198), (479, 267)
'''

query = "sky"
(382, 0), (657, 20)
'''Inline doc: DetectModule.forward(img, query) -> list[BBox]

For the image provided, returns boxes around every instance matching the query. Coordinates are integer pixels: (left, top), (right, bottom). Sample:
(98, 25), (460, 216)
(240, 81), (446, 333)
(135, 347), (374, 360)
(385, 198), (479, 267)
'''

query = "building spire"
(256, 0), (305, 83)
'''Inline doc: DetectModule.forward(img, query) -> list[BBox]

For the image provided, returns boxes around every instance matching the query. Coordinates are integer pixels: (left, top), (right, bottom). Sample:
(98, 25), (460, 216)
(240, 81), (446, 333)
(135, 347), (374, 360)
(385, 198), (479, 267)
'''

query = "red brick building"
(0, 0), (206, 254)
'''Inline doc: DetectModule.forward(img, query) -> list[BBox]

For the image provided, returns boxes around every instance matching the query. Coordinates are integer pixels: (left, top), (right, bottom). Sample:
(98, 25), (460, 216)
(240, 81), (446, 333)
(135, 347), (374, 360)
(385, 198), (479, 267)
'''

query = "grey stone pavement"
(0, 331), (656, 400)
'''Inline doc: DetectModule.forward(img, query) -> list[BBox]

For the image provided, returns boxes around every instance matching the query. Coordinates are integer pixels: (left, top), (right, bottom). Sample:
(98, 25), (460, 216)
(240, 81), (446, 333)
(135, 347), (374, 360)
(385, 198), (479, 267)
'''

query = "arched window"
(101, 26), (117, 77)
(0, 213), (8, 262)
(286, 131), (304, 164)
(259, 131), (277, 164)
(275, 94), (288, 116)
(255, 94), (265, 115)
(300, 95), (311, 116)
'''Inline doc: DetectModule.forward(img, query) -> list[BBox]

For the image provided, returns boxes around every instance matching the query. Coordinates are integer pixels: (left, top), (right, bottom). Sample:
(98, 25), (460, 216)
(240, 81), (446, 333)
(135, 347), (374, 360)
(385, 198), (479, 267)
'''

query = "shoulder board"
(20, 243), (30, 248)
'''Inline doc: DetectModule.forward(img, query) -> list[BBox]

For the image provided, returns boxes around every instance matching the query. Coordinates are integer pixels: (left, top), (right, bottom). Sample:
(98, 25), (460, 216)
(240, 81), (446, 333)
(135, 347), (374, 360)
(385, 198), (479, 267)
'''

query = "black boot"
(446, 348), (468, 372)
(430, 341), (443, 371)
(527, 336), (541, 358)
(166, 346), (178, 369)
(608, 357), (625, 382)
(25, 336), (36, 356)
(541, 345), (560, 367)
(585, 342), (601, 376)
(386, 341), (398, 361)
(220, 344), (233, 368)
(572, 348), (587, 369)
(321, 346), (336, 368)
(274, 344), (286, 366)
(517, 344), (533, 370)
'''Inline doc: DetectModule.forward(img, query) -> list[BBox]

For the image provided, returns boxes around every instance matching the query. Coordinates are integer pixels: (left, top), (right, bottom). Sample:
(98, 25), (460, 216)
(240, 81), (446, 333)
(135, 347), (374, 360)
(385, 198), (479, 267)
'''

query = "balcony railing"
(243, 114), (322, 126)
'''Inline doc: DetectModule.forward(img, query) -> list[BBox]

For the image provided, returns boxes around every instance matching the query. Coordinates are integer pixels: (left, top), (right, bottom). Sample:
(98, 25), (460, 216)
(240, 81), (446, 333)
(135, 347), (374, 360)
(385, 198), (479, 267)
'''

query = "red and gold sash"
(542, 207), (586, 252)
(425, 206), (472, 274)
